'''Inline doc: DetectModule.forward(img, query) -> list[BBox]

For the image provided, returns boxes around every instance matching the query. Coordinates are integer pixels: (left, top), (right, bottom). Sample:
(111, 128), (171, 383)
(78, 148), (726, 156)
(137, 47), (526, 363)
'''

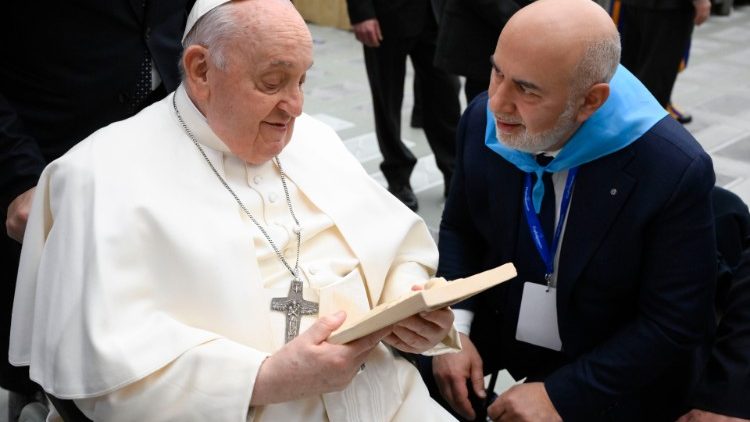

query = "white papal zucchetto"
(182, 0), (233, 42)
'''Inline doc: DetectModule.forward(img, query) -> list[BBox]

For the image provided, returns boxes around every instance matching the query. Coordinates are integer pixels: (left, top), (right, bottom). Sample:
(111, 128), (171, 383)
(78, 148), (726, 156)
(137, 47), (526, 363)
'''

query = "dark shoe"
(667, 103), (692, 124)
(389, 185), (419, 211)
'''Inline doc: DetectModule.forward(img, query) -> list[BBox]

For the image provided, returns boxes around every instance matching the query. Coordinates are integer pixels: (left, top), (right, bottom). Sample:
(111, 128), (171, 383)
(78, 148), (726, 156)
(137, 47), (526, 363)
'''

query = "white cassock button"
(308, 266), (318, 275)
(268, 193), (278, 203)
(293, 225), (301, 235)
(253, 175), (263, 185)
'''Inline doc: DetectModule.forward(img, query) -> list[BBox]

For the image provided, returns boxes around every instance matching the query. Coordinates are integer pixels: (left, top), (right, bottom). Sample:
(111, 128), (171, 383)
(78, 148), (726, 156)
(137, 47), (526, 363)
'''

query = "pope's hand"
(488, 382), (561, 422)
(677, 409), (750, 422)
(383, 305), (454, 354)
(250, 311), (390, 405)
(432, 333), (485, 420)
(6, 187), (36, 243)
(352, 18), (383, 47)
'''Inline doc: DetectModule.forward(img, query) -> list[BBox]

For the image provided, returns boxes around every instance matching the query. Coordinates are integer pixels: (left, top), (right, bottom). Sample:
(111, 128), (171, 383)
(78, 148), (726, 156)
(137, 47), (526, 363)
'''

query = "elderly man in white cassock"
(8, 0), (460, 420)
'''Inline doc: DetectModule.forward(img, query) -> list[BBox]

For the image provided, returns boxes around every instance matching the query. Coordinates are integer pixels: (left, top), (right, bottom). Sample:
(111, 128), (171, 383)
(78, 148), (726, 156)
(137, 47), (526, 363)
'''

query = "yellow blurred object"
(294, 0), (351, 30)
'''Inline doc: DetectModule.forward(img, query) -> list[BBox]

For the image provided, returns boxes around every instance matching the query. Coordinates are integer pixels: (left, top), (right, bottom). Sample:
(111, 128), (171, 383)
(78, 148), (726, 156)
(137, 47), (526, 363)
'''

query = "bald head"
(500, 0), (620, 93)
(507, 0), (617, 41)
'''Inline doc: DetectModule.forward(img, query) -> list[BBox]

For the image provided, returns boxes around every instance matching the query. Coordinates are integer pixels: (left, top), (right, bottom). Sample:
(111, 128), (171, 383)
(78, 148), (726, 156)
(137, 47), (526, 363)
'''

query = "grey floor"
(2, 4), (749, 420)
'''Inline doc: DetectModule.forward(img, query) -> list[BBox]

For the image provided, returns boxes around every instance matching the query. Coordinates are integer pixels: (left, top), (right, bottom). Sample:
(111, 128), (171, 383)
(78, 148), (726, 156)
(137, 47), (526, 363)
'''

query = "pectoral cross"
(271, 278), (319, 343)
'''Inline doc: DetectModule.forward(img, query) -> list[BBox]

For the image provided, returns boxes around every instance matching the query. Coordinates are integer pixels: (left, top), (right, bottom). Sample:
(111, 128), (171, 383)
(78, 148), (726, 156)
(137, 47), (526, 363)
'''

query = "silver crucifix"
(271, 278), (318, 343)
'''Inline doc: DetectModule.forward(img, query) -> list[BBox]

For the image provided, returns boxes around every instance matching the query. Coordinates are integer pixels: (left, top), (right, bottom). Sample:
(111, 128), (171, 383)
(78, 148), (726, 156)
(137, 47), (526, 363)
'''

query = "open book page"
(327, 263), (517, 344)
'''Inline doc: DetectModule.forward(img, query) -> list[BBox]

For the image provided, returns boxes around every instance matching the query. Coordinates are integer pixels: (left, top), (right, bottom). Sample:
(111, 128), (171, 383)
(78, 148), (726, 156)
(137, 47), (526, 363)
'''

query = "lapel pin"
(610, 188), (618, 196)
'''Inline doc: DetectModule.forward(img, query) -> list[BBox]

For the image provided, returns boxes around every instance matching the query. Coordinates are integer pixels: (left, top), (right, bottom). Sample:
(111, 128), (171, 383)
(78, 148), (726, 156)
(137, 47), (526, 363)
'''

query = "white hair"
(179, 3), (240, 79)
(572, 31), (621, 95)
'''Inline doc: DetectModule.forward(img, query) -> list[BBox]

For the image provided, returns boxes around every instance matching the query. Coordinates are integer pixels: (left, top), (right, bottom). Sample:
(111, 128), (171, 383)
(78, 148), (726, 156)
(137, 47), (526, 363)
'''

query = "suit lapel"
(557, 147), (637, 303)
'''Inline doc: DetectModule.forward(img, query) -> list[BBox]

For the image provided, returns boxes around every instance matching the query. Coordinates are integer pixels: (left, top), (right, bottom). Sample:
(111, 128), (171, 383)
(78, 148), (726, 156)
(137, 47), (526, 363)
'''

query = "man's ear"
(576, 82), (610, 123)
(182, 45), (211, 102)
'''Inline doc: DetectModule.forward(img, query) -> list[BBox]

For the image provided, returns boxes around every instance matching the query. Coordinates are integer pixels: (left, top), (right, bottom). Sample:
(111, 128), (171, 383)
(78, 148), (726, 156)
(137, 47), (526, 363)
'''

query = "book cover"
(328, 263), (517, 344)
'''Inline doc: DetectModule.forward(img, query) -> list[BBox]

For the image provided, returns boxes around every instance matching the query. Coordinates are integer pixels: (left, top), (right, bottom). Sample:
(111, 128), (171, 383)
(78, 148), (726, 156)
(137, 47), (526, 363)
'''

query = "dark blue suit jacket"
(438, 92), (717, 420)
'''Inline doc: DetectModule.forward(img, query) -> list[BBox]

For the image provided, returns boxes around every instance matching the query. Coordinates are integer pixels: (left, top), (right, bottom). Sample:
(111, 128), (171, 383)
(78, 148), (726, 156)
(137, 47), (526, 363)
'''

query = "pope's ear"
(182, 45), (211, 100)
(575, 82), (610, 123)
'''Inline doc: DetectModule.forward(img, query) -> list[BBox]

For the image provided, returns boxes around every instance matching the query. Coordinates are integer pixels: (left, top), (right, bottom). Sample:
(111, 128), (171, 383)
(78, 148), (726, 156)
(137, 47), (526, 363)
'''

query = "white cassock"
(9, 85), (459, 421)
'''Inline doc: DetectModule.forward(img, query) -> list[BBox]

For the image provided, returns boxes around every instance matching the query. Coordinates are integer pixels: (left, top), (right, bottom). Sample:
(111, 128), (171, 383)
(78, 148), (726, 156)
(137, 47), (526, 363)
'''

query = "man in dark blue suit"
(428, 0), (716, 420)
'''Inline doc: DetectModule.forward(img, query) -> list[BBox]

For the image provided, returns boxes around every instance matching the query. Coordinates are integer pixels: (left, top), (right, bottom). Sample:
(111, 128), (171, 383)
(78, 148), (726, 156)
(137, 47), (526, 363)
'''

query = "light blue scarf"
(484, 64), (667, 212)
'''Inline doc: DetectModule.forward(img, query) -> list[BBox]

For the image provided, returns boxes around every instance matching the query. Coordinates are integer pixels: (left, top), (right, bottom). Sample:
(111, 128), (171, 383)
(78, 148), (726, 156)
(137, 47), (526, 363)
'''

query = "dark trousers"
(619, 5), (695, 107)
(362, 21), (460, 188)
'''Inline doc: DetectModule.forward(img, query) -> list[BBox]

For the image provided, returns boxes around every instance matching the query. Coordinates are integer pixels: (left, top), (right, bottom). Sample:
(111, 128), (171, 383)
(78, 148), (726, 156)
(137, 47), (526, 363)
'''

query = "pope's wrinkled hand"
(6, 187), (35, 243)
(488, 382), (561, 422)
(432, 333), (485, 420)
(250, 311), (390, 405)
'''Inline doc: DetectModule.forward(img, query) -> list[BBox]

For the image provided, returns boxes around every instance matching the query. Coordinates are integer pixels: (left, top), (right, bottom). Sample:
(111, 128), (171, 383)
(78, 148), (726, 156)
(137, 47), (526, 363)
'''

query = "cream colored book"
(328, 263), (517, 344)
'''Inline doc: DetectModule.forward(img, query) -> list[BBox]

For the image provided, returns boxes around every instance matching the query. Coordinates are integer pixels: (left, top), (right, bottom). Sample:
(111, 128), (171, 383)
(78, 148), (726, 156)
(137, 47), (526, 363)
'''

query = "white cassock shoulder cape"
(9, 89), (457, 421)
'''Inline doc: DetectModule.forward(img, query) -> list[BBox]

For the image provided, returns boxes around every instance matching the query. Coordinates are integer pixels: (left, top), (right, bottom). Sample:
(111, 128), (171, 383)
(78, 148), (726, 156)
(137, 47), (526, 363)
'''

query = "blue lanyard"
(522, 167), (578, 289)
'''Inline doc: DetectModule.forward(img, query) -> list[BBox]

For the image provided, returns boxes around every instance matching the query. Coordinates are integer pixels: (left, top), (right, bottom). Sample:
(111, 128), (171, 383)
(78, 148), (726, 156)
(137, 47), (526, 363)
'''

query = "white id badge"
(515, 281), (562, 351)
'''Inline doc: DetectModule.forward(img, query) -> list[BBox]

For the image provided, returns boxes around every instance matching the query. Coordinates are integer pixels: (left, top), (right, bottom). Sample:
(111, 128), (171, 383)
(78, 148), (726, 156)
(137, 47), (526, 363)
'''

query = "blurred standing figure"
(346, 0), (461, 211)
(0, 1), (194, 420)
(618, 0), (711, 107)
(409, 0), (449, 130)
(434, 0), (528, 103)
